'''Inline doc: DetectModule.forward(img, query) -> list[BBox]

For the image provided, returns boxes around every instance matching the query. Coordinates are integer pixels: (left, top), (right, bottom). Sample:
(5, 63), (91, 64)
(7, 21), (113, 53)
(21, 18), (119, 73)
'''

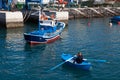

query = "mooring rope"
(23, 10), (32, 22)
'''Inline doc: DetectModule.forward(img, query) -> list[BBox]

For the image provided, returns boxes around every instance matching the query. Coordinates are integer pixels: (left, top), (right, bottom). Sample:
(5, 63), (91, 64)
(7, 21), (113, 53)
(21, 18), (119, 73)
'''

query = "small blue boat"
(111, 16), (120, 24)
(61, 53), (92, 70)
(24, 11), (65, 45)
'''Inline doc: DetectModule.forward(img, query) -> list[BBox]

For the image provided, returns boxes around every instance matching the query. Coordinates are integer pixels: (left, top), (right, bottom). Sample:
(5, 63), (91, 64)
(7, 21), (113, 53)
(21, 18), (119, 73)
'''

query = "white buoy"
(109, 22), (112, 27)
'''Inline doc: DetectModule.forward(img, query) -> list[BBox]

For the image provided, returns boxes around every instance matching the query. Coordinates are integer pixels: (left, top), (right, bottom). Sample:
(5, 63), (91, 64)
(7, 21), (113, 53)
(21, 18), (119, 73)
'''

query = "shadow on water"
(61, 64), (92, 78)
(0, 27), (7, 39)
(24, 43), (46, 53)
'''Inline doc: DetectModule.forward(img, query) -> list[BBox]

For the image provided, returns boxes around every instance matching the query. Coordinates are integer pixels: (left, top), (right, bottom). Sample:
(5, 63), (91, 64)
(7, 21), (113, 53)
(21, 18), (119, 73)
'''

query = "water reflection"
(0, 28), (7, 52)
(61, 64), (92, 79)
(24, 43), (46, 53)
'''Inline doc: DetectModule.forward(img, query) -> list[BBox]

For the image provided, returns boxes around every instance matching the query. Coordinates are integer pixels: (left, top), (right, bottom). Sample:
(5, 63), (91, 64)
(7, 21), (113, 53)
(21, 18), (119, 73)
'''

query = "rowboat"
(61, 53), (92, 70)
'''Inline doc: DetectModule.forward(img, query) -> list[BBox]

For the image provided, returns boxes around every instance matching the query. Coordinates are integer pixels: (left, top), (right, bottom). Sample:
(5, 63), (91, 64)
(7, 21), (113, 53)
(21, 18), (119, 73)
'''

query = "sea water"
(0, 17), (120, 80)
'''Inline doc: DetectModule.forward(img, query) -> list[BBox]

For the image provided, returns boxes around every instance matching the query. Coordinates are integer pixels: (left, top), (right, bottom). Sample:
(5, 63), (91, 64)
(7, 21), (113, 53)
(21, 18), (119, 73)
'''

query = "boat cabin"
(40, 20), (57, 33)
(40, 20), (56, 26)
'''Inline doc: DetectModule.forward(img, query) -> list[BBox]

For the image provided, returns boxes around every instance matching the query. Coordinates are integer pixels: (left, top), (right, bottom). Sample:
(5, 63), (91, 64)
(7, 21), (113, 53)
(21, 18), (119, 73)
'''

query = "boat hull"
(24, 33), (60, 44)
(24, 22), (65, 44)
(61, 53), (92, 70)
(111, 16), (120, 24)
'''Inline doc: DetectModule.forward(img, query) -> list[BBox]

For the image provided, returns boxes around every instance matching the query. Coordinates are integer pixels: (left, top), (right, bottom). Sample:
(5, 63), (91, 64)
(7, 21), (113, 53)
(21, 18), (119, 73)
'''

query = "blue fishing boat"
(61, 53), (92, 70)
(111, 16), (120, 24)
(24, 11), (65, 44)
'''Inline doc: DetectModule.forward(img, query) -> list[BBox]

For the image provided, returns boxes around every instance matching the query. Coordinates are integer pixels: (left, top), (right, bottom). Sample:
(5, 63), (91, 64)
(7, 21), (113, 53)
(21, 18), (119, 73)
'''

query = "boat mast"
(38, 0), (43, 31)
(38, 6), (41, 31)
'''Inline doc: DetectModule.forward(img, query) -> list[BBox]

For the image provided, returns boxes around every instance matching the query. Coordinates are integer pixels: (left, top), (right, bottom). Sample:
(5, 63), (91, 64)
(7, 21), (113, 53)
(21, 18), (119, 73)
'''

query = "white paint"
(13, 0), (25, 4)
(55, 11), (69, 20)
(5, 11), (23, 22)
(17, 0), (25, 3)
(41, 0), (50, 4)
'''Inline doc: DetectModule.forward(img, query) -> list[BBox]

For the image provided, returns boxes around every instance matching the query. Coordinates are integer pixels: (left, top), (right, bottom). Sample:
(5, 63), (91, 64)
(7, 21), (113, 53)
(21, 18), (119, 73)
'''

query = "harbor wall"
(45, 11), (69, 21)
(0, 7), (119, 28)
(24, 7), (120, 23)
(25, 10), (69, 24)
(0, 11), (24, 28)
(63, 7), (120, 19)
(45, 11), (69, 24)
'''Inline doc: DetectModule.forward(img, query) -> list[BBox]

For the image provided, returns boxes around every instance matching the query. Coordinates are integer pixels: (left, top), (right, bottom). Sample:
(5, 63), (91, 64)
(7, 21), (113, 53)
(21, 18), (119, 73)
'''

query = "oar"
(48, 56), (75, 72)
(83, 59), (108, 63)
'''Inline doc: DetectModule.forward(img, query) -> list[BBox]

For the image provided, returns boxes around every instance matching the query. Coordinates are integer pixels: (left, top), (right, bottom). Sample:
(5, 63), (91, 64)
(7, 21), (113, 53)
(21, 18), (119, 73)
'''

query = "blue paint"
(8, 0), (12, 11)
(26, 0), (47, 4)
(24, 21), (65, 44)
(111, 16), (120, 24)
(25, 0), (43, 9)
(0, 0), (2, 9)
(61, 53), (92, 70)
(0, 0), (13, 10)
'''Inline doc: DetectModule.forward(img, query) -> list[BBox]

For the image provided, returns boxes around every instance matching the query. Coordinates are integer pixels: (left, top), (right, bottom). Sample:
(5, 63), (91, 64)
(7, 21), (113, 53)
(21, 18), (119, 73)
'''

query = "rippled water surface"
(0, 18), (120, 80)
